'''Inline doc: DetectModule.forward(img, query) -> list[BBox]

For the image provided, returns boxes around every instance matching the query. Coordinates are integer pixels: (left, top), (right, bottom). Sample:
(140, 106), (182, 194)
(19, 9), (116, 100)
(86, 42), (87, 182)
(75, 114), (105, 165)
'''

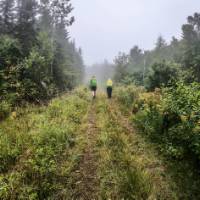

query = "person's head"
(92, 75), (96, 79)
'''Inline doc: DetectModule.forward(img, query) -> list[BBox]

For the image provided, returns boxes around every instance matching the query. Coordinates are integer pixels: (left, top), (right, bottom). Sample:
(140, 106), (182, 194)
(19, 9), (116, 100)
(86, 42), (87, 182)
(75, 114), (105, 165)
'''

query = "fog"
(70, 0), (200, 66)
(84, 61), (115, 89)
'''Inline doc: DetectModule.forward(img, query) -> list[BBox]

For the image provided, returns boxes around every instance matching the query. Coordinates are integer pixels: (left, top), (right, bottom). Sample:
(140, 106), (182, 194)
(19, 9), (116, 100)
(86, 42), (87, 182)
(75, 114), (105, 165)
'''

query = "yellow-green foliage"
(133, 89), (162, 113)
(114, 85), (145, 113)
(114, 84), (200, 198)
(116, 83), (200, 161)
(0, 88), (89, 199)
(96, 99), (152, 199)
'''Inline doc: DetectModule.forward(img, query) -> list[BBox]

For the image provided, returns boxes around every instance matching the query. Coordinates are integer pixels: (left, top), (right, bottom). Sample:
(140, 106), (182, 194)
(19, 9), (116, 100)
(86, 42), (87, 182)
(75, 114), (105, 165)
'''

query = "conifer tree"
(16, 0), (38, 54)
(0, 0), (16, 34)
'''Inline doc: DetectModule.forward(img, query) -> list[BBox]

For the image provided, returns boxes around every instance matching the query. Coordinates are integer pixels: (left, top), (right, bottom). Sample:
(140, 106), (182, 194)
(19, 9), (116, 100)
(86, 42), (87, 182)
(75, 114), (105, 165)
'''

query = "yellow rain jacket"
(106, 79), (113, 87)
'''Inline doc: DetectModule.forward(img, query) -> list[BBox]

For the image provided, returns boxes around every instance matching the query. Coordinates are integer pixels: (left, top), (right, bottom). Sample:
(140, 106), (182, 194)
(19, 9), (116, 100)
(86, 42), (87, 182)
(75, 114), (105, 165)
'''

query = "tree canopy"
(0, 0), (84, 104)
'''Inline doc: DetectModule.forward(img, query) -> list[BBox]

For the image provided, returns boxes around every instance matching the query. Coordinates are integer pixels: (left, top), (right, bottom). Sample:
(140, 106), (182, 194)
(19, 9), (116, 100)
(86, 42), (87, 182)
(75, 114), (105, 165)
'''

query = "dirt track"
(72, 101), (99, 200)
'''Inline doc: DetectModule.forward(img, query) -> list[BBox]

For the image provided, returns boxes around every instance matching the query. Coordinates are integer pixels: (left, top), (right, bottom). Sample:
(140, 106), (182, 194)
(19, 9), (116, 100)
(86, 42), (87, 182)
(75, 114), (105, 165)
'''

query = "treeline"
(0, 0), (84, 106)
(114, 12), (200, 90)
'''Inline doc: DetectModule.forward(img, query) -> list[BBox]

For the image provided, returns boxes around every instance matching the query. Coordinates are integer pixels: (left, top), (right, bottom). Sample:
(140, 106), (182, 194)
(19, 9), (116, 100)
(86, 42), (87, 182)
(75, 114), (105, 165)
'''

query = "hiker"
(106, 78), (113, 99)
(90, 76), (97, 99)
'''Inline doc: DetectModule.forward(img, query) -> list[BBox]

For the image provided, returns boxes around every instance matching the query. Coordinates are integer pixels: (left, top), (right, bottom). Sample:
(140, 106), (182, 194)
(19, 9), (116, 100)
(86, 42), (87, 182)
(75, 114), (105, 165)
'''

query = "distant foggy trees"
(114, 12), (200, 89)
(182, 13), (200, 82)
(0, 0), (84, 104)
(114, 53), (129, 83)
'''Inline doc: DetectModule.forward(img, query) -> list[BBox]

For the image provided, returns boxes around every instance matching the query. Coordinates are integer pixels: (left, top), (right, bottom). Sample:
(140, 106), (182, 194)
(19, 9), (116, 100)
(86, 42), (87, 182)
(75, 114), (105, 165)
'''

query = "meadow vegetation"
(114, 84), (200, 199)
(0, 88), (89, 199)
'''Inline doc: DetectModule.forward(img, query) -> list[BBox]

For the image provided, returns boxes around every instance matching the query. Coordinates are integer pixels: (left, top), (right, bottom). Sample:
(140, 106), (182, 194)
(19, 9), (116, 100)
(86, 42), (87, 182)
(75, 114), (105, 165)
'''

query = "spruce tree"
(182, 13), (200, 82)
(16, 0), (38, 55)
(0, 0), (16, 34)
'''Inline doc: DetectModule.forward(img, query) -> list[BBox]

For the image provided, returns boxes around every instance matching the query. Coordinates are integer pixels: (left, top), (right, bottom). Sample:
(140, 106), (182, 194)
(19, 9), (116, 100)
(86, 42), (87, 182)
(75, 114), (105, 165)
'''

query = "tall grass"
(96, 99), (152, 199)
(0, 88), (89, 199)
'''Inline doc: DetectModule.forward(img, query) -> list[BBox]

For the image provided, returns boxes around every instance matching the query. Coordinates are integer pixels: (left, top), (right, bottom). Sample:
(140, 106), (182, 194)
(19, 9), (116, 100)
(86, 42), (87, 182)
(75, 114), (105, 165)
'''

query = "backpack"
(90, 79), (97, 87)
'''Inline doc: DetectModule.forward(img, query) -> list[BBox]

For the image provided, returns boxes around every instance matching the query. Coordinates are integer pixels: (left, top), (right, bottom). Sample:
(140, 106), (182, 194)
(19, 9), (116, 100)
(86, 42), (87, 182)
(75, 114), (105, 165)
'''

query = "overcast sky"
(69, 0), (200, 65)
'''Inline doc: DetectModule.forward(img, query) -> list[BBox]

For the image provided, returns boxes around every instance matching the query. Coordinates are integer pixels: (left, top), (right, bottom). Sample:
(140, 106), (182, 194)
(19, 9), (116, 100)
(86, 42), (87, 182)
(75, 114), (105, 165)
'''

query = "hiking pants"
(107, 87), (112, 98)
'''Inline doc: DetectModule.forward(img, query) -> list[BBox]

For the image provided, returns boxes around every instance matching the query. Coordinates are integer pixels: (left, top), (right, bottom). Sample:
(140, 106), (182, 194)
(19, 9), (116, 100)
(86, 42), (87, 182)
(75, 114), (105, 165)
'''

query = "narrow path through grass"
(70, 100), (100, 200)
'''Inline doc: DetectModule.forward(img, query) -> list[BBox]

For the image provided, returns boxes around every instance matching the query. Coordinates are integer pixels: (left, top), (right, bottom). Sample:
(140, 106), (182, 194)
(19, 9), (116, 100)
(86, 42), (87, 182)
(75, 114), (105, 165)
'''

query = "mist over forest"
(1, 0), (199, 95)
(1, 0), (200, 199)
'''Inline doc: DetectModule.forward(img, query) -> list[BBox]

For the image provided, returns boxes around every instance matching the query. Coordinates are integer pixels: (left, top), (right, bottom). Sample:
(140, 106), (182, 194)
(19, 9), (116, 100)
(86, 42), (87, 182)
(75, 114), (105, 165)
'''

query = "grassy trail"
(0, 90), (183, 199)
(71, 101), (100, 199)
(94, 94), (178, 199)
(108, 100), (174, 196)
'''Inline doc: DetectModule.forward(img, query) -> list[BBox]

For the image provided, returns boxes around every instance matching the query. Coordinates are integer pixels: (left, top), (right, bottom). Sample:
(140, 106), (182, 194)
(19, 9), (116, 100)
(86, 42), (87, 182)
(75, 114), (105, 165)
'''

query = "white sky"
(69, 0), (200, 65)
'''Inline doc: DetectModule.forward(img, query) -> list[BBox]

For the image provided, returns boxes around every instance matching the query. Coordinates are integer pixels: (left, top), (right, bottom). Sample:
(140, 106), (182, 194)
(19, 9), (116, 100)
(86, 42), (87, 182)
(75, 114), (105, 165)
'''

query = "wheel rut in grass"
(106, 99), (178, 199)
(72, 101), (99, 200)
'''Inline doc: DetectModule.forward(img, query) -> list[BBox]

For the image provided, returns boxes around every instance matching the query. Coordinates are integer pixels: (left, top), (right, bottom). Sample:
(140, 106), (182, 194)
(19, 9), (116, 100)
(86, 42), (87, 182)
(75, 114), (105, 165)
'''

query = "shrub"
(115, 85), (144, 109)
(133, 82), (200, 160)
(145, 61), (179, 91)
(163, 82), (200, 159)
(0, 101), (11, 121)
(0, 35), (22, 69)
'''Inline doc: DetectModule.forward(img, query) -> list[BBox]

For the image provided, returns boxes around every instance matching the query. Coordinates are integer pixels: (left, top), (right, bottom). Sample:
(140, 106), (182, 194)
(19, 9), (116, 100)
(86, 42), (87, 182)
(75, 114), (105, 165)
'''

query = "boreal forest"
(0, 0), (200, 199)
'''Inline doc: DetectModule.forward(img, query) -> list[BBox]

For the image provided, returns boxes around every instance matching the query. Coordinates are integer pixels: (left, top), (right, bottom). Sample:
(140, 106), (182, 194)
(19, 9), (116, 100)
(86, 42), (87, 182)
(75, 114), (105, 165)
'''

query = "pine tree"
(0, 0), (16, 34)
(39, 0), (53, 32)
(182, 13), (200, 82)
(129, 46), (143, 65)
(15, 0), (38, 55)
(155, 35), (167, 50)
(114, 52), (129, 82)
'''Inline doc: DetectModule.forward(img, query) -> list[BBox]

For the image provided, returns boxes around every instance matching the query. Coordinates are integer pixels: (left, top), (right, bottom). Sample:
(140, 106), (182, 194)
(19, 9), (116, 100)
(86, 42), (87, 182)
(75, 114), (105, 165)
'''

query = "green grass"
(1, 87), (199, 199)
(0, 88), (90, 199)
(96, 98), (152, 199)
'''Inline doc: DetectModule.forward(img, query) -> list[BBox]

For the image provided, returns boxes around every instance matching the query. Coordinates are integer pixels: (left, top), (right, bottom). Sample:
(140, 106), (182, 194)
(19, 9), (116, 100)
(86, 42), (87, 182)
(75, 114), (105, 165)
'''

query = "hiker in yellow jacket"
(106, 78), (113, 99)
